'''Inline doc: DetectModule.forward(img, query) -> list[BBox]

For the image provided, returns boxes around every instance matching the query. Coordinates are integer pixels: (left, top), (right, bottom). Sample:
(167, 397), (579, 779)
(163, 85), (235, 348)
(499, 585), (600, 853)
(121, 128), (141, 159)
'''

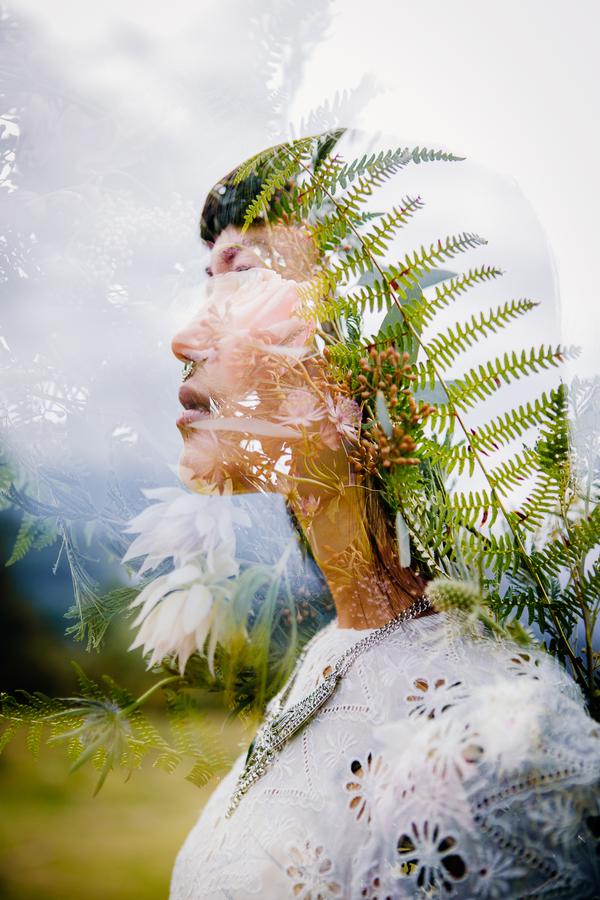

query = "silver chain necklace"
(225, 594), (431, 818)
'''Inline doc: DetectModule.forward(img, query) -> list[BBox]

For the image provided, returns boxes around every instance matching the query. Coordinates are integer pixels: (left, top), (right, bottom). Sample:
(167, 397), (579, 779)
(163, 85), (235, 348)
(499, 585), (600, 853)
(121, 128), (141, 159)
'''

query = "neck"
(292, 483), (432, 630)
(325, 560), (431, 629)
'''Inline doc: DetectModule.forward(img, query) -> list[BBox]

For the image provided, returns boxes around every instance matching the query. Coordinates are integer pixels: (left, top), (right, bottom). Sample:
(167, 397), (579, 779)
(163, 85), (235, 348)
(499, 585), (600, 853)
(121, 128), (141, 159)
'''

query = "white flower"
(122, 483), (250, 574)
(128, 541), (240, 675)
(466, 676), (544, 775)
(374, 717), (477, 832)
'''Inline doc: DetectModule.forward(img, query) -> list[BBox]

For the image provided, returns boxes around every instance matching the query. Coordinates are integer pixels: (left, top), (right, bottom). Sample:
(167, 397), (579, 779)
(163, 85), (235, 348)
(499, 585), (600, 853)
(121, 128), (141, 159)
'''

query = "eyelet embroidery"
(405, 675), (466, 719)
(395, 821), (467, 893)
(507, 651), (542, 680)
(285, 839), (343, 899)
(170, 614), (600, 899)
(345, 751), (389, 823)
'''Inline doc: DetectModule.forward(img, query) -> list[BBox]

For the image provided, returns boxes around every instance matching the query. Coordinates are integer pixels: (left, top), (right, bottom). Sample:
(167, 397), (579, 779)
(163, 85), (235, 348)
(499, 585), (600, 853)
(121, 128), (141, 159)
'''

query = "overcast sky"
(2, 0), (597, 520)
(12, 0), (599, 375)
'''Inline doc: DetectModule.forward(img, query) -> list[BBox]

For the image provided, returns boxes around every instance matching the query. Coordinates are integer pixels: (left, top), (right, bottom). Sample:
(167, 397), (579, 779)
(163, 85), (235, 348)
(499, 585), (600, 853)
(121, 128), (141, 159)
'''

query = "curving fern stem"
(240, 134), (596, 696)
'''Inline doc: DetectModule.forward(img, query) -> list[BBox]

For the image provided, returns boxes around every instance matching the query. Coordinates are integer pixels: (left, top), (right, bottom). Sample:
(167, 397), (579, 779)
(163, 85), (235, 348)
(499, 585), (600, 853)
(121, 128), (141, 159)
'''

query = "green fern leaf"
(436, 344), (577, 413)
(427, 299), (540, 371)
(487, 446), (541, 497)
(506, 470), (562, 532)
(448, 488), (501, 529)
(386, 232), (488, 290)
(464, 388), (566, 451)
(241, 150), (300, 231)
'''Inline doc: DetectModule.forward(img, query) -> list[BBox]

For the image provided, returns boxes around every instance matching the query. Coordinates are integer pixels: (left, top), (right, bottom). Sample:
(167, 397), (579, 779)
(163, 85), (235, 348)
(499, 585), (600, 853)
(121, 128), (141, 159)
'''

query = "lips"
(176, 407), (211, 431)
(177, 382), (215, 432)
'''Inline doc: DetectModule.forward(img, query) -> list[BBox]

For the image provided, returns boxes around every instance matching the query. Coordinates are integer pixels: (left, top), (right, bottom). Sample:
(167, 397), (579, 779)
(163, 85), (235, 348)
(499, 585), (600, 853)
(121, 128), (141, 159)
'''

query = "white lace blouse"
(169, 609), (600, 899)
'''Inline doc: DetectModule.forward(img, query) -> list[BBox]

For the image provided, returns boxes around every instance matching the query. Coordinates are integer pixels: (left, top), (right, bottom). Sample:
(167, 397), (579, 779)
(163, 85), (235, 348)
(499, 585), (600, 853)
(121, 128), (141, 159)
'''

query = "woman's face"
(171, 221), (326, 492)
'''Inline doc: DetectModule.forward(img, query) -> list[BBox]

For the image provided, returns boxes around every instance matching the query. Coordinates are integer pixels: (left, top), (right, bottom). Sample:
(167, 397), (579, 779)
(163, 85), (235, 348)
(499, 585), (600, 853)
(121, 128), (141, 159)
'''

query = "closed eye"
(205, 266), (213, 277)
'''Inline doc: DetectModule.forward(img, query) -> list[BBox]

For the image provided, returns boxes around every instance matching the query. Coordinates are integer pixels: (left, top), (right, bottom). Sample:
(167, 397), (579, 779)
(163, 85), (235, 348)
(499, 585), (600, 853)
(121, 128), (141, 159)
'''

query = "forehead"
(212, 224), (263, 248)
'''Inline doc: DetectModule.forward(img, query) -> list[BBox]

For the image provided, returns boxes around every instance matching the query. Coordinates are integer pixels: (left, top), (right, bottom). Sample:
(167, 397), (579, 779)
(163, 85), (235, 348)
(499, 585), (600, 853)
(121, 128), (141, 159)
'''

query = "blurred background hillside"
(0, 507), (249, 899)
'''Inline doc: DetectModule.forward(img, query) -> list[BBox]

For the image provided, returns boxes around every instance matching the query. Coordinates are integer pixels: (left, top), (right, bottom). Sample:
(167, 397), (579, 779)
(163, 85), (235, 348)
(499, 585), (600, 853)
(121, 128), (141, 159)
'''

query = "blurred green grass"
(0, 713), (249, 900)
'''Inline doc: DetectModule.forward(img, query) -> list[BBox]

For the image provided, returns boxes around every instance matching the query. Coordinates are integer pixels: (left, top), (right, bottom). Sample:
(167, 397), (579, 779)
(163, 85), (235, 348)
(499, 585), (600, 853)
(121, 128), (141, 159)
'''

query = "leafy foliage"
(3, 127), (600, 798)
(0, 662), (235, 794)
(240, 130), (599, 712)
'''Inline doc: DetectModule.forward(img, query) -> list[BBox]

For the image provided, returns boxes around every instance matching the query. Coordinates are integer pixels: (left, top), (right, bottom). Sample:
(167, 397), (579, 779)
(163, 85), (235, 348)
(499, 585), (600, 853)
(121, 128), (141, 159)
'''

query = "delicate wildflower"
(320, 395), (360, 450)
(275, 389), (325, 427)
(122, 484), (250, 574)
(128, 542), (240, 675)
(425, 578), (482, 616)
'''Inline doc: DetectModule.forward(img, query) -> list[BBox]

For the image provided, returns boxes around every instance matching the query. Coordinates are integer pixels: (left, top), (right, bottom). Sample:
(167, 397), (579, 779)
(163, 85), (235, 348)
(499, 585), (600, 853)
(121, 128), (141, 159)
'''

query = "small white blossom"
(122, 484), (250, 575)
(128, 541), (240, 675)
(466, 676), (544, 775)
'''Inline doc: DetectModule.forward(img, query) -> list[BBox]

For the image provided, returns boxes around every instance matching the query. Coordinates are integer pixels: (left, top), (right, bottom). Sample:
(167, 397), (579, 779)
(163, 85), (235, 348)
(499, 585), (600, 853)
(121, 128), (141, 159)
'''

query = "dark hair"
(200, 128), (347, 245)
(200, 169), (271, 244)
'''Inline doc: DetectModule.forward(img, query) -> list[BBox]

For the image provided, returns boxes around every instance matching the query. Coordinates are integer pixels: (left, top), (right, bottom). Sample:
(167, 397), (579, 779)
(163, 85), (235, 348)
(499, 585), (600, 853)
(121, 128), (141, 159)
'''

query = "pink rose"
(179, 269), (314, 401)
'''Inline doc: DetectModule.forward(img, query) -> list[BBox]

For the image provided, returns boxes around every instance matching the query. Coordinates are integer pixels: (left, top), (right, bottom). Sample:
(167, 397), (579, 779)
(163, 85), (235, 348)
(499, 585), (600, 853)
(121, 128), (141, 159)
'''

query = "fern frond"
(462, 530), (520, 571)
(487, 445), (541, 498)
(323, 145), (464, 196)
(359, 195), (426, 254)
(419, 437), (475, 477)
(535, 382), (571, 483)
(339, 277), (394, 317)
(231, 135), (317, 185)
(319, 146), (413, 196)
(427, 299), (540, 372)
(506, 470), (563, 532)
(448, 487), (502, 529)
(310, 209), (378, 257)
(293, 144), (463, 216)
(418, 438), (539, 492)
(560, 560), (600, 611)
(386, 233), (488, 291)
(5, 512), (58, 566)
(535, 506), (600, 580)
(432, 344), (576, 413)
(163, 691), (233, 787)
(241, 148), (301, 231)
(65, 585), (139, 650)
(362, 317), (416, 357)
(458, 388), (566, 450)
(0, 666), (185, 793)
(421, 266), (505, 325)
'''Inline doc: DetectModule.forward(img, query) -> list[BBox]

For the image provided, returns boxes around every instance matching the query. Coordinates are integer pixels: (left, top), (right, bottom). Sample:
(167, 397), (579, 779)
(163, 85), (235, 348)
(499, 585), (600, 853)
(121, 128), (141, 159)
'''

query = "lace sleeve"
(350, 636), (600, 899)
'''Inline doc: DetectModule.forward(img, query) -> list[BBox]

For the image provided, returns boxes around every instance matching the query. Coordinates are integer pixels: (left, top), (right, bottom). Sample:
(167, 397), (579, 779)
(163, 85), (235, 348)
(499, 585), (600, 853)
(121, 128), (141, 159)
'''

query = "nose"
(171, 321), (198, 362)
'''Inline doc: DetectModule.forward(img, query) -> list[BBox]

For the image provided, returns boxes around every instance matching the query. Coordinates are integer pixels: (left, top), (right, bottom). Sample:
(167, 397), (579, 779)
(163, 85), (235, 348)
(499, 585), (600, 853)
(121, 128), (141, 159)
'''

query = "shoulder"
(349, 611), (600, 898)
(366, 608), (587, 720)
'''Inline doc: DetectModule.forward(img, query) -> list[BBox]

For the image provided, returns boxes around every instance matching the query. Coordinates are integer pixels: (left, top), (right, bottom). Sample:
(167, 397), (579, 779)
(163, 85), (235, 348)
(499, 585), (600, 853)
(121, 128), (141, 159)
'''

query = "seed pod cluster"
(344, 345), (435, 474)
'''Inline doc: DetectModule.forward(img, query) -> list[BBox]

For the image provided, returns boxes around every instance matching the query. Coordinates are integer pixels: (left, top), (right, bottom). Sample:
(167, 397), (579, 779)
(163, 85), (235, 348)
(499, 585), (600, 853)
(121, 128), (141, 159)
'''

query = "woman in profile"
(167, 132), (600, 898)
